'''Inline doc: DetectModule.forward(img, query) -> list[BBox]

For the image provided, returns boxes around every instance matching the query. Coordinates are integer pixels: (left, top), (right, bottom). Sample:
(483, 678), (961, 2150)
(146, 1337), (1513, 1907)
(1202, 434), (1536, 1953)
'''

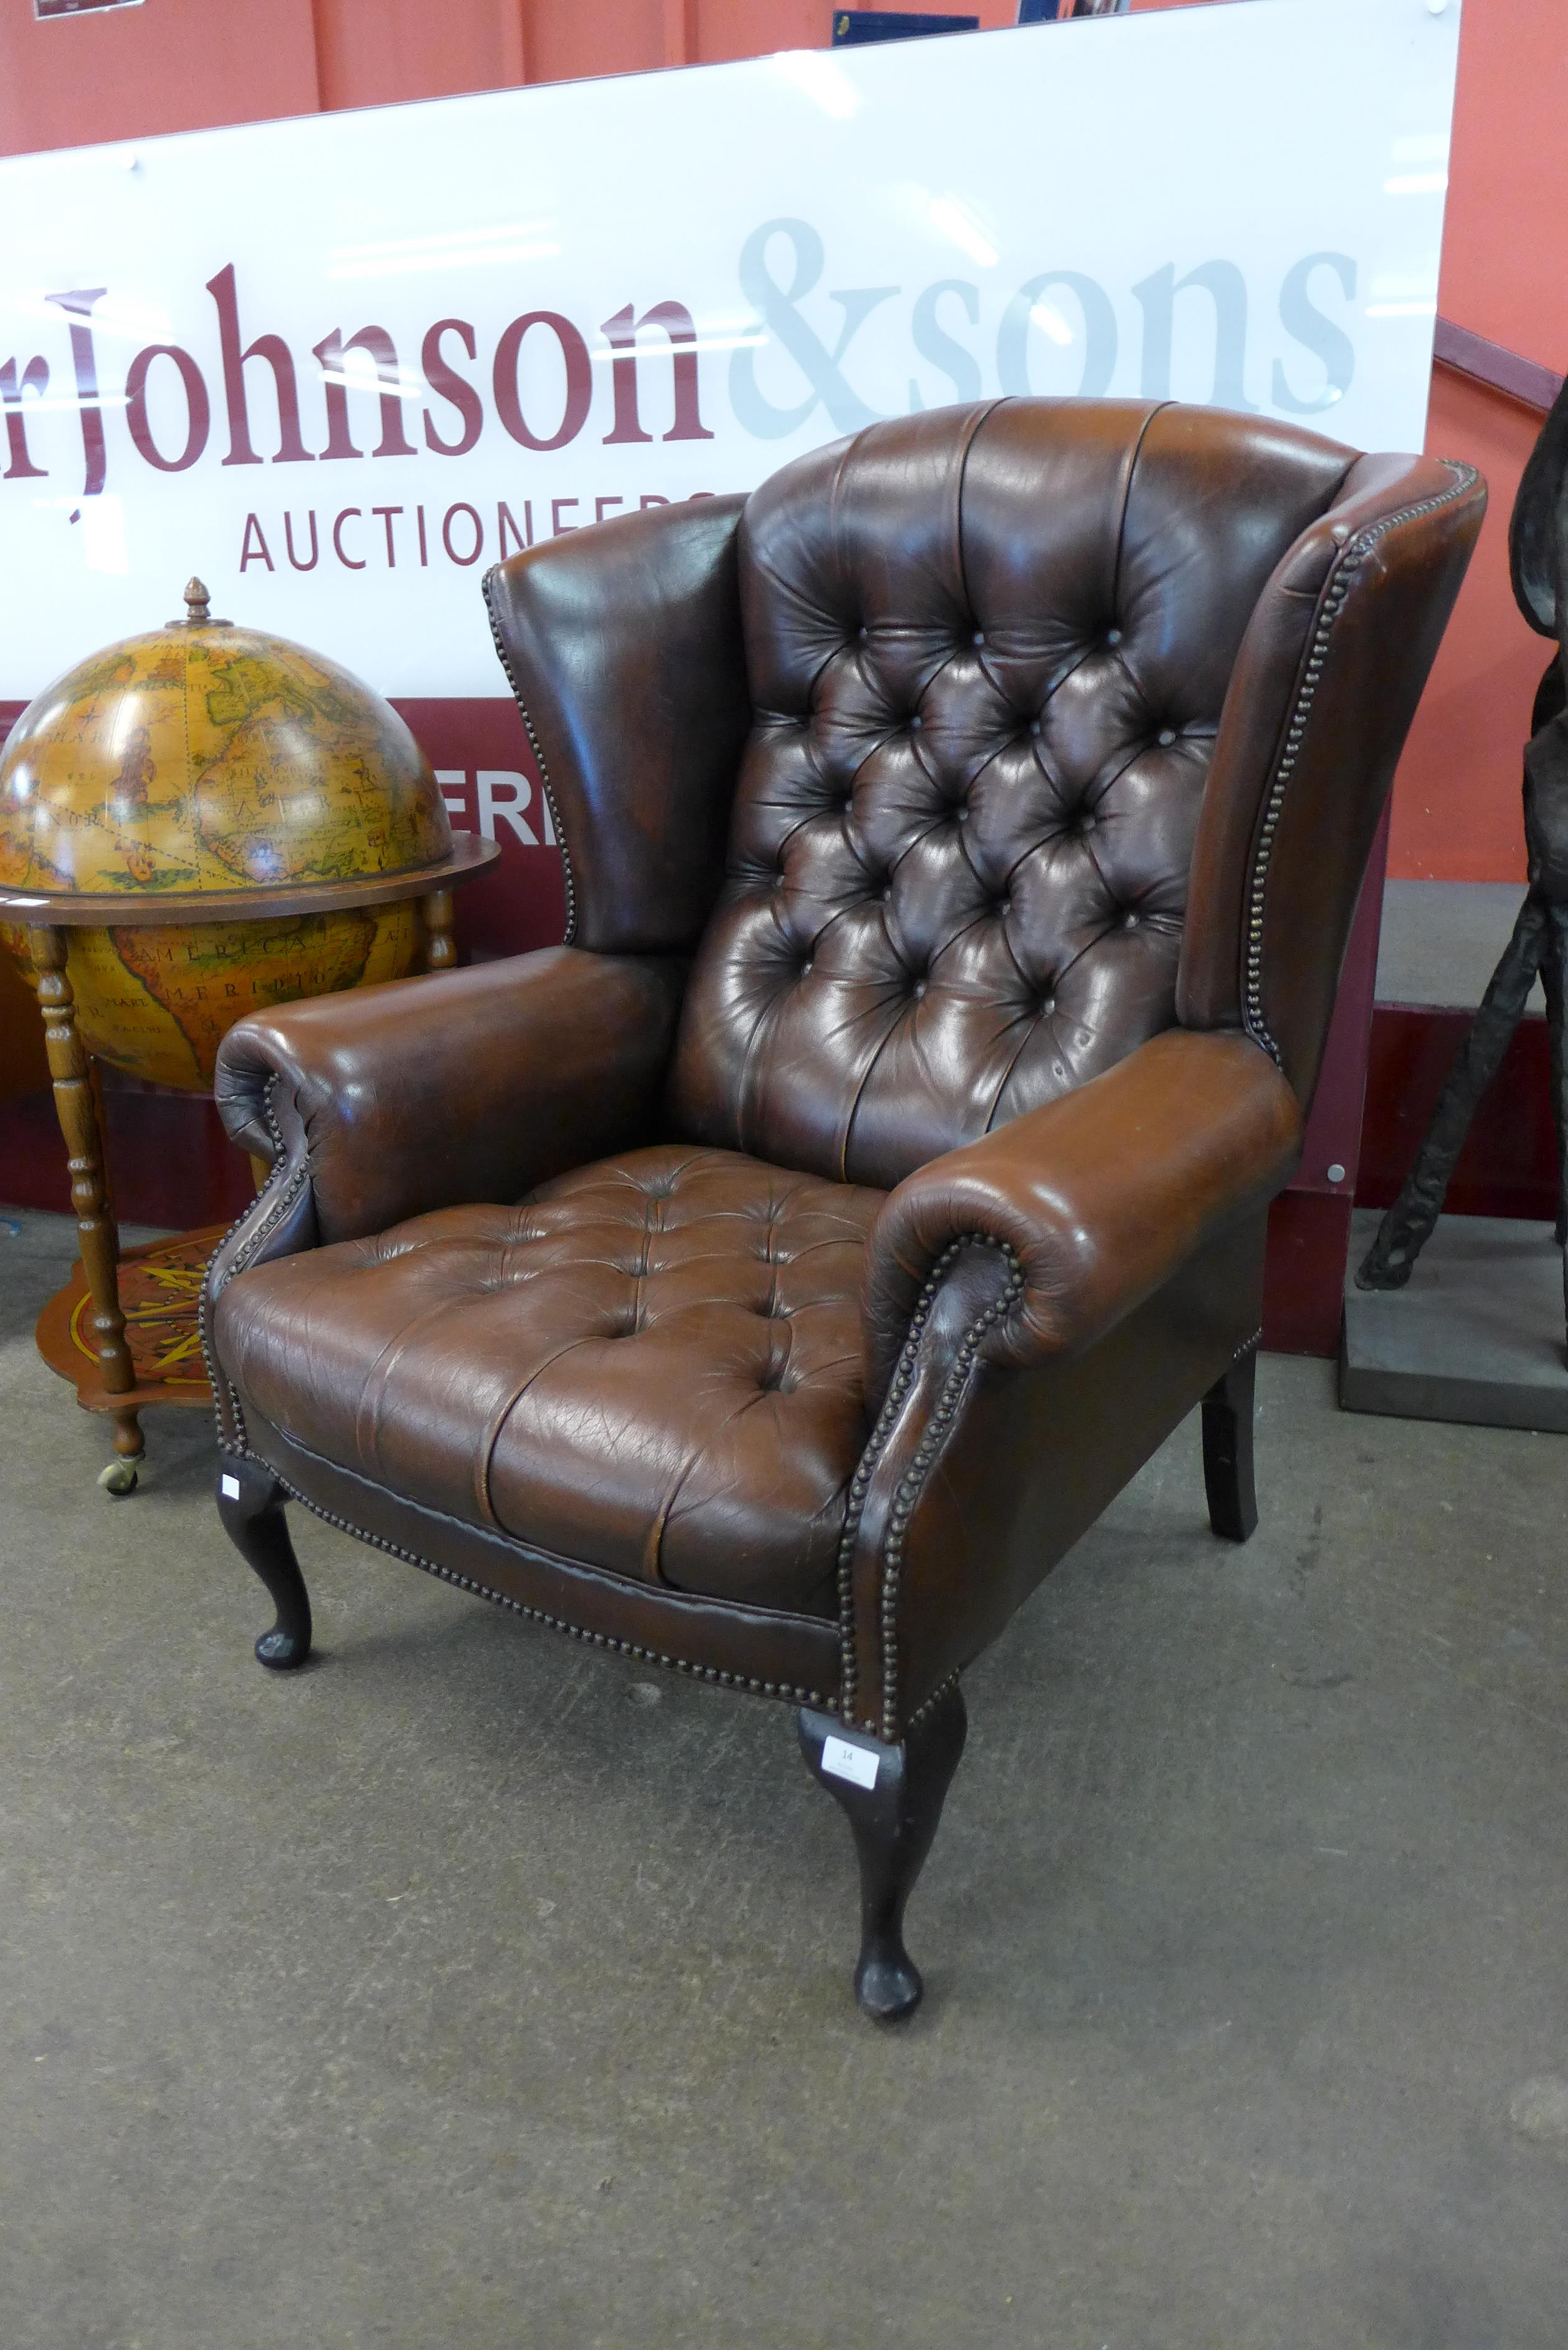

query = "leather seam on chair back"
(1108, 399), (1169, 620)
(1239, 458), (1481, 1065)
(483, 563), (579, 945)
(730, 932), (793, 1164)
(733, 436), (892, 1159)
(835, 401), (1003, 1181)
(975, 871), (1136, 1132)
(944, 397), (1007, 637)
(266, 1452), (833, 1705)
(980, 939), (1062, 1132)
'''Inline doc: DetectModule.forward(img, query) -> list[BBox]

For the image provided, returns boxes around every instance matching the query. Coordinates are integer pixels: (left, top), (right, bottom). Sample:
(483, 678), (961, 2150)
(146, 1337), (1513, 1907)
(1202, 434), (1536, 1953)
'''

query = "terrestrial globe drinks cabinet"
(0, 580), (497, 1490)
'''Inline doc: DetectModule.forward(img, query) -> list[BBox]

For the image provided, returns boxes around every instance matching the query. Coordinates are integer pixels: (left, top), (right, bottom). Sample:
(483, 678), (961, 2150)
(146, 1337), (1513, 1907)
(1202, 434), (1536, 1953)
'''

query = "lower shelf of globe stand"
(35, 1222), (228, 1415)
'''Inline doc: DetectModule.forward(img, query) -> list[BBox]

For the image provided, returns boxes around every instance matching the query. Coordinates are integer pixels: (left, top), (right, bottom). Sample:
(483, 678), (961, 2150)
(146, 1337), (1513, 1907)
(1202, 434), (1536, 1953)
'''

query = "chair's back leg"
(799, 1681), (967, 2021)
(217, 1456), (313, 1669)
(1202, 1342), (1259, 1543)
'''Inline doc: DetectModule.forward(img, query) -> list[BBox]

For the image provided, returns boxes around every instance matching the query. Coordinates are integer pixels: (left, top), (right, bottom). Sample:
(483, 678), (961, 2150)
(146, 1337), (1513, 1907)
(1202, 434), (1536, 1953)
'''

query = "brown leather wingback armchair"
(203, 400), (1482, 2018)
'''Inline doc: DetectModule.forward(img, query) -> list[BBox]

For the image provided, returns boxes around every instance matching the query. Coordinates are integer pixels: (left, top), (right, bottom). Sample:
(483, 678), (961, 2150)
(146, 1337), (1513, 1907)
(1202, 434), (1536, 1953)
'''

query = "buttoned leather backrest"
(666, 398), (1354, 1190)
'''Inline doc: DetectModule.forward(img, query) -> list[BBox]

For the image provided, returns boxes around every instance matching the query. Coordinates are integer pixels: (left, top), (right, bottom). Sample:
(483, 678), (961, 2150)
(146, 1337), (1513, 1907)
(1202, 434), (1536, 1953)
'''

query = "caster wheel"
(98, 1457), (141, 1496)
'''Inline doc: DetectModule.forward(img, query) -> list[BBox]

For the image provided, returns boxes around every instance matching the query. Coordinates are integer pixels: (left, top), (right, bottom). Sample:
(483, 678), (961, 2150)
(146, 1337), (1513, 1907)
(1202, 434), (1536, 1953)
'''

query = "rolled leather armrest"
(213, 945), (688, 1248)
(861, 1028), (1303, 1405)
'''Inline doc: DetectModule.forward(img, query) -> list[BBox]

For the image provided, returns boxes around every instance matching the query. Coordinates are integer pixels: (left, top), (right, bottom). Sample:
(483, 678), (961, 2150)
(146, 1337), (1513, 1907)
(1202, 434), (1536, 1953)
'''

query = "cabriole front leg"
(799, 1681), (967, 2021)
(216, 1456), (312, 1670)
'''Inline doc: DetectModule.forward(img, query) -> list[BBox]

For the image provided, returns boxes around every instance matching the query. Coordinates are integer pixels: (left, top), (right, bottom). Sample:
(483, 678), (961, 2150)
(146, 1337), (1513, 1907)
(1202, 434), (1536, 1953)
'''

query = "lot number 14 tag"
(821, 1735), (879, 1790)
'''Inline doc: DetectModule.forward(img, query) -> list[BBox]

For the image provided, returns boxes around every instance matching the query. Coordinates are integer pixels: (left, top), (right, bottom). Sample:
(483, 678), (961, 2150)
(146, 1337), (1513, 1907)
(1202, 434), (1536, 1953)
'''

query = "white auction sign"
(0, 0), (1458, 703)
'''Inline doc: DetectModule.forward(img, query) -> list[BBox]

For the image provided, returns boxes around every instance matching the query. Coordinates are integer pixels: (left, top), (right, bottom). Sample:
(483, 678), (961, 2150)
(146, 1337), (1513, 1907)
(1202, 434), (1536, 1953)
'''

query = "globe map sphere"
(0, 592), (452, 1090)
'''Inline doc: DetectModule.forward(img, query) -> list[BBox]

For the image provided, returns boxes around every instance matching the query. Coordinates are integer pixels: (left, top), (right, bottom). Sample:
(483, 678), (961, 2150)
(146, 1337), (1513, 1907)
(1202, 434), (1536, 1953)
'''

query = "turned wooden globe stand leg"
(28, 925), (144, 1494)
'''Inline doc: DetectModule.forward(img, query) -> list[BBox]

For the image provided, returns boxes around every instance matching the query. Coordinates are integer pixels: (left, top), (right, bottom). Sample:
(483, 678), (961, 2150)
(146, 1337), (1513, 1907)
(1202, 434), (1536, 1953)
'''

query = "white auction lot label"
(821, 1736), (881, 1790)
(0, 0), (1457, 703)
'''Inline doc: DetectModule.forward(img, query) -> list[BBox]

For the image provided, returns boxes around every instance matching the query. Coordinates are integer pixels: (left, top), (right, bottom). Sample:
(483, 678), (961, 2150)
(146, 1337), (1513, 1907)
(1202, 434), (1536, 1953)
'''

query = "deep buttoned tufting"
(667, 398), (1354, 1188)
(212, 1145), (884, 1611)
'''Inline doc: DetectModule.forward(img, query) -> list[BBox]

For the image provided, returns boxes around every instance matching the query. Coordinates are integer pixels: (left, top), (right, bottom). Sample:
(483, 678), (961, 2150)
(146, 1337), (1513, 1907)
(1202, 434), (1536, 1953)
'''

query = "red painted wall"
(0, 0), (320, 148)
(1438, 0), (1568, 378)
(312, 0), (523, 109)
(0, 0), (1558, 889)
(1391, 368), (1540, 881)
(1396, 0), (1568, 881)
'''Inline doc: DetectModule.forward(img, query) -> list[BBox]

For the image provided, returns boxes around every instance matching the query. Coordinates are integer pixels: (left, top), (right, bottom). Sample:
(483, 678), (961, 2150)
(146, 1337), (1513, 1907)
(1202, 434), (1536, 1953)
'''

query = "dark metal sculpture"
(1357, 377), (1568, 1342)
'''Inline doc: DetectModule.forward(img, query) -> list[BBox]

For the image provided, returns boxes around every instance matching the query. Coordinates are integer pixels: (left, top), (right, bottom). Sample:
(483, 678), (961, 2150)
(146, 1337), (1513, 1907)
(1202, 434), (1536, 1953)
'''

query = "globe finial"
(171, 576), (228, 629)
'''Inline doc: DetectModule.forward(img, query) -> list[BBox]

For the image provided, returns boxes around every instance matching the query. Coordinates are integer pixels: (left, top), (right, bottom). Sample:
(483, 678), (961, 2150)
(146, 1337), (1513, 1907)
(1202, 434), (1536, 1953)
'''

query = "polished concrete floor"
(4, 1207), (1568, 2350)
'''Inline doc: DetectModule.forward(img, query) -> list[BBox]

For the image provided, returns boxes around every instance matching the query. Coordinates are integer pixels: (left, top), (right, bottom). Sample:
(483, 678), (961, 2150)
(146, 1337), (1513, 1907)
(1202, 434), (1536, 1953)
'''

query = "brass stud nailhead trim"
(904, 1668), (963, 1734)
(836, 1233), (1025, 1739)
(220, 1446), (832, 1710)
(482, 565), (577, 947)
(198, 1084), (305, 1451)
(1241, 462), (1478, 1065)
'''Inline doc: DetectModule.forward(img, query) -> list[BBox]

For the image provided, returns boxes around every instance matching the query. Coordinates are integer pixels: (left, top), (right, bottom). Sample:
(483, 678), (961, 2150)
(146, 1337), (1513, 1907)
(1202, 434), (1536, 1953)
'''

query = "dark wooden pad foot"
(216, 1456), (312, 1670)
(799, 1681), (968, 2021)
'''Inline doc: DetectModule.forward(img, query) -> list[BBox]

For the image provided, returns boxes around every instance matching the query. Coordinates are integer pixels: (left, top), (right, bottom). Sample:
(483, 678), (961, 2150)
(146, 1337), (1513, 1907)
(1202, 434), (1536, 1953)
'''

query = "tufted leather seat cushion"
(213, 1145), (883, 1612)
(668, 398), (1354, 1189)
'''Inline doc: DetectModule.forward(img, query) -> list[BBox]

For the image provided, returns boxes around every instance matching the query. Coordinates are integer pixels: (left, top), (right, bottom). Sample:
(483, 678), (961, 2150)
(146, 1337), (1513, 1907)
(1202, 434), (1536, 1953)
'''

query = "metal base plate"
(1340, 1209), (1568, 1433)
